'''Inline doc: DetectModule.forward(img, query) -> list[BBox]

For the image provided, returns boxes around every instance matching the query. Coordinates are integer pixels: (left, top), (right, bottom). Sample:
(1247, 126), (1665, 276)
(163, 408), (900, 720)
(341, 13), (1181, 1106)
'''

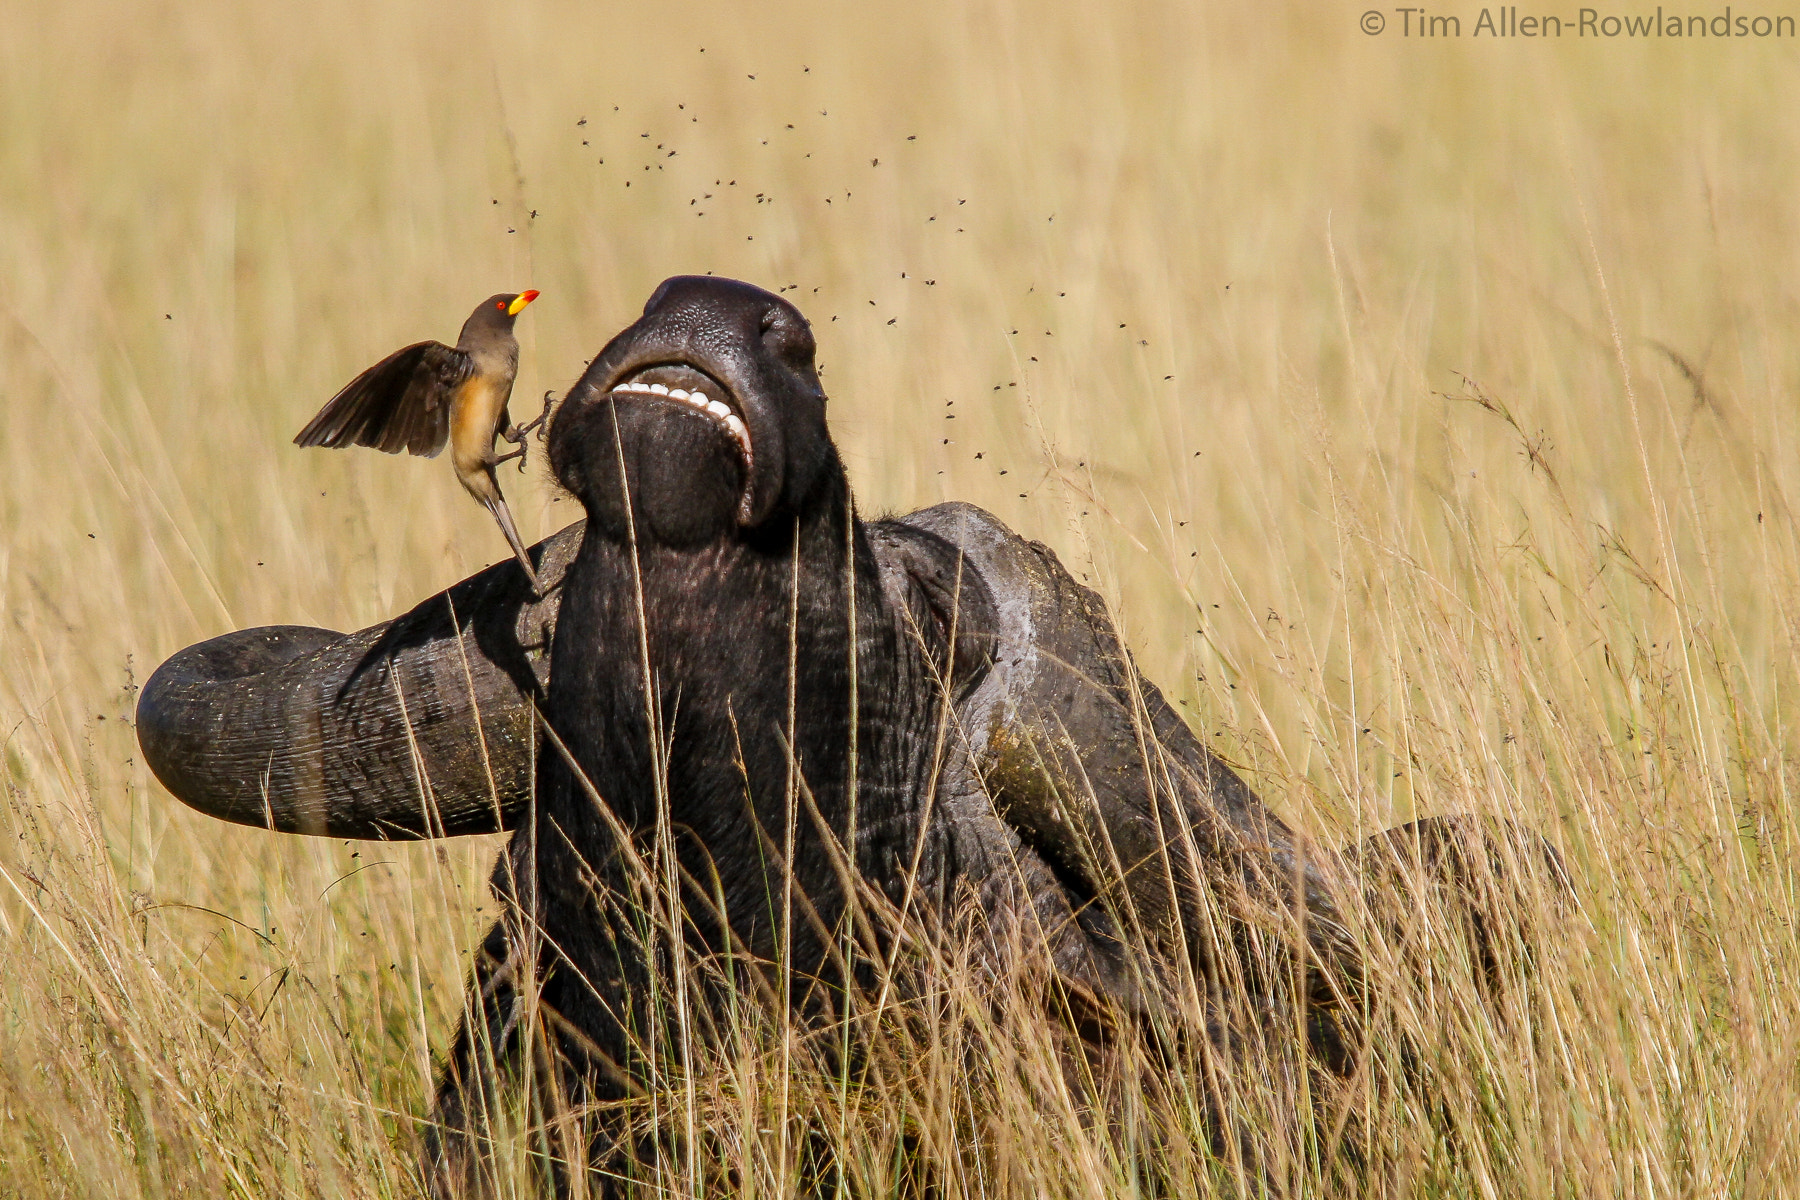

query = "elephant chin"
(135, 525), (582, 839)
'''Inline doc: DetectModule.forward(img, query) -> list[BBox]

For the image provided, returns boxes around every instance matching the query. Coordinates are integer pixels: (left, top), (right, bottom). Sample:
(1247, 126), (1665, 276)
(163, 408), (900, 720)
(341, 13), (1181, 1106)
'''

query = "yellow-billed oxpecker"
(293, 290), (546, 591)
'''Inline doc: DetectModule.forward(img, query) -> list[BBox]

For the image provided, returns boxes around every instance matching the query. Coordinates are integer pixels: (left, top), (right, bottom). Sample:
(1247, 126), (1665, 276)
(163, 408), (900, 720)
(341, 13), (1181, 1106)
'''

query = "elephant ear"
(135, 526), (582, 839)
(893, 503), (1351, 971)
(866, 519), (998, 700)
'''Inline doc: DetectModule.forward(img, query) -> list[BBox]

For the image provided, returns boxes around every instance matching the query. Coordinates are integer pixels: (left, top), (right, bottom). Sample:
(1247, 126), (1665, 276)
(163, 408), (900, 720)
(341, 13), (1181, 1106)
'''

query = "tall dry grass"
(3, 0), (1798, 1194)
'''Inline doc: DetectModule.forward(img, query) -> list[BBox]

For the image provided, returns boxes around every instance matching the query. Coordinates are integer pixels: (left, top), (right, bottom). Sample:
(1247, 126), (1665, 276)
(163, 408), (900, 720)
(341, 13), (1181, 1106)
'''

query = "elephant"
(137, 276), (1566, 1195)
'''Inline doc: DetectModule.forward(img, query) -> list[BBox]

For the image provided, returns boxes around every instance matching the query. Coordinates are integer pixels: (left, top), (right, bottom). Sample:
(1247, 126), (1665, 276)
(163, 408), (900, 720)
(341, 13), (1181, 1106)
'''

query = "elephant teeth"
(609, 374), (754, 479)
(724, 414), (751, 466)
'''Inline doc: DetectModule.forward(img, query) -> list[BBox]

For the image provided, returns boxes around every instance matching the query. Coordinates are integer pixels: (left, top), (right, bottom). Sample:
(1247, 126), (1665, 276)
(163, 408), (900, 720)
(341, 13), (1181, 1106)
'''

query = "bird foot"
(497, 392), (559, 473)
(510, 391), (558, 442)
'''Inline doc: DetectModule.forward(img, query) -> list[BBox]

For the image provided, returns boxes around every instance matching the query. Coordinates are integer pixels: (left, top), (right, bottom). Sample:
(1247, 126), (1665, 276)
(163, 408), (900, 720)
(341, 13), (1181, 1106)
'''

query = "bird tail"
(481, 491), (543, 594)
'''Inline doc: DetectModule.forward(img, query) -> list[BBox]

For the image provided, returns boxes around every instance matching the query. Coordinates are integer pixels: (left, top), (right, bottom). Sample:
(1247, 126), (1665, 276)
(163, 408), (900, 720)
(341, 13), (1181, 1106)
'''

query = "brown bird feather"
(293, 341), (472, 457)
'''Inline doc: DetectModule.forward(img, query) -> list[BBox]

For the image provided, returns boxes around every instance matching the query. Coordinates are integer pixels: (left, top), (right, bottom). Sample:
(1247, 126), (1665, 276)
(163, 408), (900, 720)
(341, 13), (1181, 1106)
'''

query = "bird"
(294, 291), (548, 591)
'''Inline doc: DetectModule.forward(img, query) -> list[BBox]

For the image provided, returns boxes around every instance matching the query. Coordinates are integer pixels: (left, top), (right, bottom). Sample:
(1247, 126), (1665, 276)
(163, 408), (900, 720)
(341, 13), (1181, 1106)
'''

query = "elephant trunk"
(135, 526), (581, 839)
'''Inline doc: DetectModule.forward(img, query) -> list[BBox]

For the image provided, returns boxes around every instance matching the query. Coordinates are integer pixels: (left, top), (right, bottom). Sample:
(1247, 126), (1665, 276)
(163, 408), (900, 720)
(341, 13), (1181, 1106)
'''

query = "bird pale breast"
(450, 376), (512, 477)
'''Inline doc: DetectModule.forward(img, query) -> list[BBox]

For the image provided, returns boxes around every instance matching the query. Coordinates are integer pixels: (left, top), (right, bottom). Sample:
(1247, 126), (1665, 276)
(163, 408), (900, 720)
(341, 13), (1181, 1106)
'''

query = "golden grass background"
(4, 0), (1799, 1194)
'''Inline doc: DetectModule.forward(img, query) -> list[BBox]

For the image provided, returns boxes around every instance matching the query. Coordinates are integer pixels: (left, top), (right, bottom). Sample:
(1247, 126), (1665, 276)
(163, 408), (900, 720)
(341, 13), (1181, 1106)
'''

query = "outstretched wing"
(293, 340), (471, 458)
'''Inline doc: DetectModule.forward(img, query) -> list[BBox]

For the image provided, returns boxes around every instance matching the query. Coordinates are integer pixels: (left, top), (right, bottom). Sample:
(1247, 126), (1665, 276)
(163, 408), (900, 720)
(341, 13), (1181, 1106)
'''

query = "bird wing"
(292, 341), (472, 458)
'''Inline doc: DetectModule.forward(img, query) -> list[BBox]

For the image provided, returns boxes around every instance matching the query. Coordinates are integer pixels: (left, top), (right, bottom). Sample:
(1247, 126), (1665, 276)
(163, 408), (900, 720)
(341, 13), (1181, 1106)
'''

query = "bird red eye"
(496, 301), (506, 310)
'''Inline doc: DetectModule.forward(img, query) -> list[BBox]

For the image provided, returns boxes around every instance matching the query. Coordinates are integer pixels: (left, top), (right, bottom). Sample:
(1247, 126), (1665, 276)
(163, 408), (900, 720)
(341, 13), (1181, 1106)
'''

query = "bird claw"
(496, 393), (558, 473)
(513, 390), (558, 441)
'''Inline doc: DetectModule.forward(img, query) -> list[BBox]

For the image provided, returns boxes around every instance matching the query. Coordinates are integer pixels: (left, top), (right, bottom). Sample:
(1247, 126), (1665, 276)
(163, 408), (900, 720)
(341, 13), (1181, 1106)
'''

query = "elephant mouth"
(607, 363), (754, 516)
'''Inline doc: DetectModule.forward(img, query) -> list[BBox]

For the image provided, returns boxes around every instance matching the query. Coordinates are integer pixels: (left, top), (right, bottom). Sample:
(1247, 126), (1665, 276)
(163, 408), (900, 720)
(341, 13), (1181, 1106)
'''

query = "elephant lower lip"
(606, 363), (755, 516)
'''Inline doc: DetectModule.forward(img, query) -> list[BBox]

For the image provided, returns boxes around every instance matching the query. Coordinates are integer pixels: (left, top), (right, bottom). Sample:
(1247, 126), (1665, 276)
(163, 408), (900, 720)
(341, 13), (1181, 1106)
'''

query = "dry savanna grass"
(3, 0), (1798, 1195)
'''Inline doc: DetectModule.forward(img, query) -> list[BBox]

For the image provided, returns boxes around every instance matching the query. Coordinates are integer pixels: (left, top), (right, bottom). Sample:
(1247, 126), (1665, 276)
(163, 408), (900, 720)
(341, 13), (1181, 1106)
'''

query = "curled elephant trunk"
(135, 528), (582, 839)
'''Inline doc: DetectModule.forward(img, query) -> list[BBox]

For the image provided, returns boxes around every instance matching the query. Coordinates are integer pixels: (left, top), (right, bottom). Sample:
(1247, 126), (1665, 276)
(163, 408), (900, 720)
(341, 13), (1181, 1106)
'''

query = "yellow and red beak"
(507, 289), (540, 317)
